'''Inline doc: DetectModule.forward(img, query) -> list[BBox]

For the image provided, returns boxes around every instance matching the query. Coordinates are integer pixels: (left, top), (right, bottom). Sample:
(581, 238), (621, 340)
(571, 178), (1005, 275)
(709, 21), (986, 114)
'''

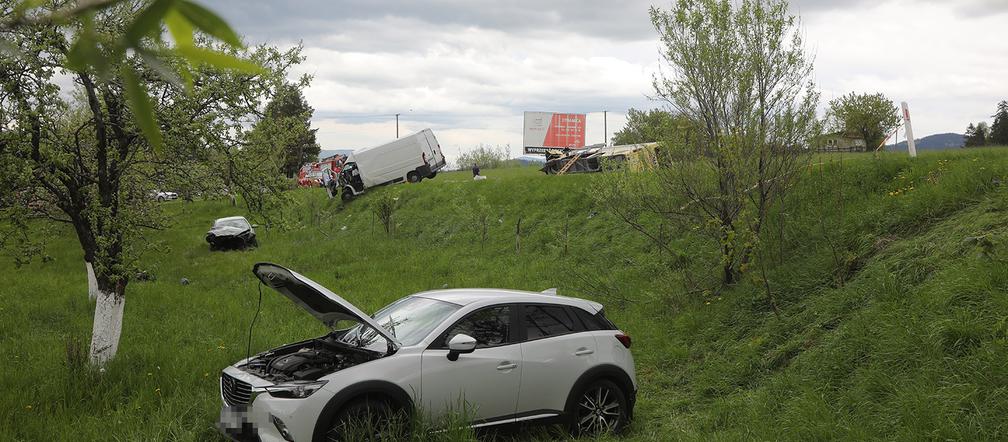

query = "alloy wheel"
(576, 384), (622, 435)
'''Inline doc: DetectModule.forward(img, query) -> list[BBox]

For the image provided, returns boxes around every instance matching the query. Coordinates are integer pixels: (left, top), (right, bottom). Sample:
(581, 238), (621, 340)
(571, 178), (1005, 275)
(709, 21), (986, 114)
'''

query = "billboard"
(523, 112), (586, 154)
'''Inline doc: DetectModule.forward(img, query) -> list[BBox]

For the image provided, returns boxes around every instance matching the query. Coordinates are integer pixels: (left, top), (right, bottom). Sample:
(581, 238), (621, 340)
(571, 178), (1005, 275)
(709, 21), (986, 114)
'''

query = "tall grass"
(1, 148), (1007, 440)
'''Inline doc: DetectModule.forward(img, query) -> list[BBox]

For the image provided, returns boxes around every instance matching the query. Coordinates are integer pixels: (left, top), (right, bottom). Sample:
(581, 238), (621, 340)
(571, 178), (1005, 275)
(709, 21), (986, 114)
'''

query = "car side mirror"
(446, 334), (477, 361)
(251, 224), (259, 228)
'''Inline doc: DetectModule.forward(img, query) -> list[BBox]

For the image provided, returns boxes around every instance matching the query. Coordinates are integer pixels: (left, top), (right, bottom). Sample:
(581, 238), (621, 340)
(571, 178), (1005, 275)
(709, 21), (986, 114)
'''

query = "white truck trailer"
(338, 129), (447, 201)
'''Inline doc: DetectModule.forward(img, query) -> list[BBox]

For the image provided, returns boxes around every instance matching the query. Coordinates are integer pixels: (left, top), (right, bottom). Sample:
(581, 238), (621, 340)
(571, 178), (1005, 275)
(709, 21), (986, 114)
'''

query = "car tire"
(567, 379), (629, 436)
(428, 172), (437, 179)
(157, 196), (165, 202)
(341, 188), (354, 203)
(324, 397), (407, 442)
(406, 171), (419, 183)
(249, 238), (258, 248)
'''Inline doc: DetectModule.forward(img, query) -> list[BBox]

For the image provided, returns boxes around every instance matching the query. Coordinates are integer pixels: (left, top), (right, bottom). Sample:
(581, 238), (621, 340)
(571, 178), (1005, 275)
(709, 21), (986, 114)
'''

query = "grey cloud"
(941, 0), (1008, 16)
(792, 0), (1008, 17)
(207, 0), (658, 48)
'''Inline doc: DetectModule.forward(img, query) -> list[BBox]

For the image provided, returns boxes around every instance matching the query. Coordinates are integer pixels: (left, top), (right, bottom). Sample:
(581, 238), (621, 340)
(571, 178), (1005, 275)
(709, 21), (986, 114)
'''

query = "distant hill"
(515, 155), (545, 166)
(888, 132), (964, 151)
(318, 149), (354, 160)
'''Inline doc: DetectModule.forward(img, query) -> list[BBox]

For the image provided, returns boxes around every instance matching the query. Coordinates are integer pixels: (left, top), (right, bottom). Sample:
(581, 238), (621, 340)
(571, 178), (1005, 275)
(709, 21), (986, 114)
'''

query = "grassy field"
(2, 148), (1008, 441)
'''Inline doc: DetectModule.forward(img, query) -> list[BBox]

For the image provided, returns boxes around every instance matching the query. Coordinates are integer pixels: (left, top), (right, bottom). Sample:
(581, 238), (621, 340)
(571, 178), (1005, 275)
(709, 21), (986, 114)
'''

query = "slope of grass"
(1, 148), (1007, 441)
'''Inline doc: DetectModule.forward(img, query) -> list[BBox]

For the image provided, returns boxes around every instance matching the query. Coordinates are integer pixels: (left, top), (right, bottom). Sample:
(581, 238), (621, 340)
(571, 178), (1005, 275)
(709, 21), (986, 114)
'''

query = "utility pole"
(603, 110), (607, 147)
(395, 113), (400, 138)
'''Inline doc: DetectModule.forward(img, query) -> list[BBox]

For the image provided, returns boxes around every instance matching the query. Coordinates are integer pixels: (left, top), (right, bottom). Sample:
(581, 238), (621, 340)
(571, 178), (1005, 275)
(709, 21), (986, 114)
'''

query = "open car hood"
(252, 263), (400, 350)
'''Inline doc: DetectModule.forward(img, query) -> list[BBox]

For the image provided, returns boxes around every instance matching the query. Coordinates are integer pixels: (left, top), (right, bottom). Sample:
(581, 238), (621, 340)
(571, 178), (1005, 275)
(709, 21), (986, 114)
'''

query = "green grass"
(2, 148), (1008, 441)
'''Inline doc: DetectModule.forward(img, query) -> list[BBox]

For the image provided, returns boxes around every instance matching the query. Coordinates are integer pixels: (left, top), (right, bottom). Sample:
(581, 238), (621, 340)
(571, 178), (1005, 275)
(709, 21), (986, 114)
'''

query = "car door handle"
(575, 347), (594, 356)
(496, 362), (518, 370)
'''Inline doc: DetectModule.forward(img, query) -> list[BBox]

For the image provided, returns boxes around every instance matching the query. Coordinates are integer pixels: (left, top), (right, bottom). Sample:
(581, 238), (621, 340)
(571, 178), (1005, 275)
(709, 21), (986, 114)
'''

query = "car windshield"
(339, 296), (459, 349)
(214, 218), (249, 229)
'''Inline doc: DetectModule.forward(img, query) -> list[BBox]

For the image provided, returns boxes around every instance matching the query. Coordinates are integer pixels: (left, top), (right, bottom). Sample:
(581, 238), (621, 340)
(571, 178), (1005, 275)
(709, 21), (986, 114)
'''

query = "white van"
(338, 129), (446, 201)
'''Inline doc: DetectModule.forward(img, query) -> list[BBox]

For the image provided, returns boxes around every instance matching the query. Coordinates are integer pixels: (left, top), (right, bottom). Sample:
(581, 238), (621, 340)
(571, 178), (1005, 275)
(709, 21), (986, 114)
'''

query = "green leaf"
(66, 34), (100, 71)
(125, 0), (176, 44)
(176, 46), (263, 73)
(175, 0), (243, 48)
(136, 48), (183, 90)
(164, 10), (194, 48)
(122, 68), (163, 153)
(0, 39), (23, 57)
(13, 0), (45, 14)
(178, 63), (194, 95)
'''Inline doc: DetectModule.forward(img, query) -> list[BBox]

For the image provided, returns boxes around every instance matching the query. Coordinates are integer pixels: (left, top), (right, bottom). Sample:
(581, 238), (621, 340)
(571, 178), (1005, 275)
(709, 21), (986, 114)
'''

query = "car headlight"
(264, 380), (327, 399)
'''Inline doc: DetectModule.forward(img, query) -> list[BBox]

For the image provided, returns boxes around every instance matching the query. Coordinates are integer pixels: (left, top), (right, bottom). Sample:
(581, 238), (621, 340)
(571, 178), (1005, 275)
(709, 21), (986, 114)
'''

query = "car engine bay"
(239, 336), (380, 382)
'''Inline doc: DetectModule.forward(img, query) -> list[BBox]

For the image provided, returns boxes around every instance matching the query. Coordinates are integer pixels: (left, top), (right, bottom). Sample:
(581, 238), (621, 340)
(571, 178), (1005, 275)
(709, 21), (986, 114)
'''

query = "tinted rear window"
(524, 305), (578, 340)
(573, 307), (617, 331)
(573, 307), (603, 330)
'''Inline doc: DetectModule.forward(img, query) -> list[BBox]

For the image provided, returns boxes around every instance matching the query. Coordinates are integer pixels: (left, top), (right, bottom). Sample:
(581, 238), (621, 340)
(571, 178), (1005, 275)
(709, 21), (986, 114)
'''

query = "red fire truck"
(297, 154), (345, 188)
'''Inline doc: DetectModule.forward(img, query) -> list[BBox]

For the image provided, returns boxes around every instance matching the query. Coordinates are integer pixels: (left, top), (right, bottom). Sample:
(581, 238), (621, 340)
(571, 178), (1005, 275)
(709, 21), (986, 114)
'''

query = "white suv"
(218, 263), (637, 441)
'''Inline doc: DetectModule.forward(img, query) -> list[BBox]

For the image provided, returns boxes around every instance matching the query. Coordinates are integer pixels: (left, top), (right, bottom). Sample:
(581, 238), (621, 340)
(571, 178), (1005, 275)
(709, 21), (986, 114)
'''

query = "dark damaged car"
(206, 216), (258, 250)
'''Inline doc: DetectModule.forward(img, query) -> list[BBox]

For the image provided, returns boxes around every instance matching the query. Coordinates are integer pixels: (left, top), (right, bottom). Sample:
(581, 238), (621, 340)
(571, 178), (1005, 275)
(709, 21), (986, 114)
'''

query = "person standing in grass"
(322, 168), (333, 199)
(472, 163), (480, 177)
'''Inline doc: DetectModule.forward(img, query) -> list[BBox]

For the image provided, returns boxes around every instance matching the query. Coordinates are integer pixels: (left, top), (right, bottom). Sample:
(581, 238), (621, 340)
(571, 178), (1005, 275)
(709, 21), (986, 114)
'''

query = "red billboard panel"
(524, 112), (586, 154)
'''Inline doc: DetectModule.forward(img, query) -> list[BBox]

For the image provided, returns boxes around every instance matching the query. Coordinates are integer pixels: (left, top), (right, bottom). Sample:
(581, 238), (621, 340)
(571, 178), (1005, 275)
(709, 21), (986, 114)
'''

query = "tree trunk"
(89, 283), (125, 366)
(85, 261), (98, 301)
(722, 260), (736, 285)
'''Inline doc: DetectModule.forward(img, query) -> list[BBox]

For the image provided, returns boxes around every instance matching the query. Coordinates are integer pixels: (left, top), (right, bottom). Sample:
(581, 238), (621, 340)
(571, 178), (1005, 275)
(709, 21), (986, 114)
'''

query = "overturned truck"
(540, 142), (658, 175)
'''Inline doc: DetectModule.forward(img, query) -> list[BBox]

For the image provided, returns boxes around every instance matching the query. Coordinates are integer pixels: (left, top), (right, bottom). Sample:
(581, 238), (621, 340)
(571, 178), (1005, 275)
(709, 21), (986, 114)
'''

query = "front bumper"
(217, 367), (329, 442)
(207, 234), (253, 248)
(218, 406), (262, 442)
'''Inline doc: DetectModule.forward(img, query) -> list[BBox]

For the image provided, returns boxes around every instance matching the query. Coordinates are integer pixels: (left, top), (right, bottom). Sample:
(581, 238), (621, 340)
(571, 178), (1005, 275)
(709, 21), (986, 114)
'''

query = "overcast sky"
(209, 0), (1008, 160)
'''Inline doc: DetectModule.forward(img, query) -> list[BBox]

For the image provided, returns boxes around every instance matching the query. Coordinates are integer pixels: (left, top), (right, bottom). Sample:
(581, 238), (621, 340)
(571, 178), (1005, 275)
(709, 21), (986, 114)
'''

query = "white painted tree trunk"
(85, 261), (98, 301)
(89, 289), (125, 366)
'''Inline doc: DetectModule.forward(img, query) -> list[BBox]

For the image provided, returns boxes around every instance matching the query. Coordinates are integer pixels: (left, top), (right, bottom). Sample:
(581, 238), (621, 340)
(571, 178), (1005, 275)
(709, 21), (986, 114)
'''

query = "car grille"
(221, 372), (252, 407)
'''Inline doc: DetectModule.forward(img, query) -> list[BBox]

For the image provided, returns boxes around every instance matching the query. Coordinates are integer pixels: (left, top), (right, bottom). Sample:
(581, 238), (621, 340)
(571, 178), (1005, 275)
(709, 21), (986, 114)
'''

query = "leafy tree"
(261, 83), (320, 177)
(965, 121), (990, 147)
(597, 0), (819, 286)
(826, 92), (900, 150)
(611, 108), (686, 145)
(456, 144), (511, 170)
(1, 0), (262, 150)
(990, 100), (1008, 146)
(964, 123), (978, 147)
(0, 3), (303, 365)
